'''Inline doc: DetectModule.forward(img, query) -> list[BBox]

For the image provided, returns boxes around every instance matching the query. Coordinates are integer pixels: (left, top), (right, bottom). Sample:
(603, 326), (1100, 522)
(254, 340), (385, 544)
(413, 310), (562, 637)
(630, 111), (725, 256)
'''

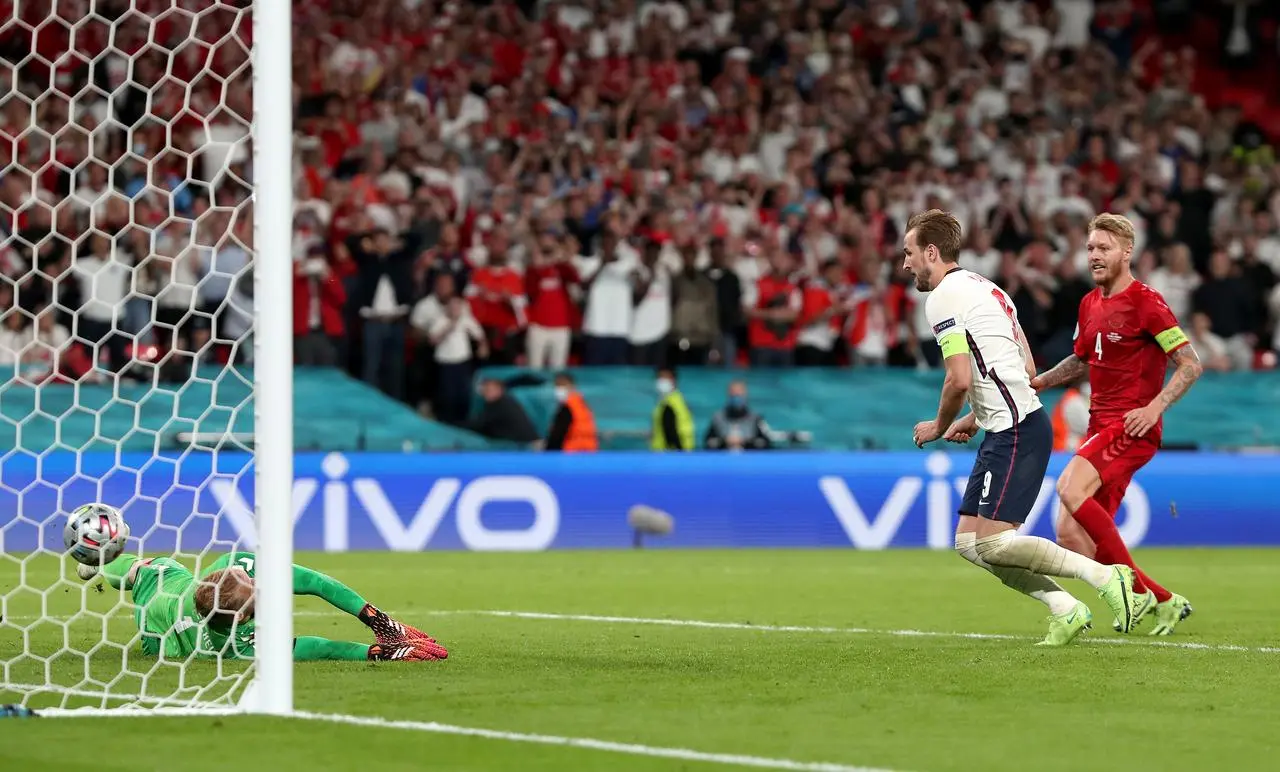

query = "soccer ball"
(63, 503), (128, 566)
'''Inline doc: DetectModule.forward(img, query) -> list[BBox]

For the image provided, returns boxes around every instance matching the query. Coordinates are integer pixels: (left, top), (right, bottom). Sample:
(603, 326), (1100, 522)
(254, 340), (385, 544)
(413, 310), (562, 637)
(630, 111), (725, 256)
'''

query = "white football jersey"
(925, 268), (1042, 432)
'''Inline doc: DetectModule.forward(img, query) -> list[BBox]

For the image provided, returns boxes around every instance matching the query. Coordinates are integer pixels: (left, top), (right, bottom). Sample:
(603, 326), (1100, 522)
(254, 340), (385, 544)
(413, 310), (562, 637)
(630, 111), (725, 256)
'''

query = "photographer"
(704, 381), (771, 451)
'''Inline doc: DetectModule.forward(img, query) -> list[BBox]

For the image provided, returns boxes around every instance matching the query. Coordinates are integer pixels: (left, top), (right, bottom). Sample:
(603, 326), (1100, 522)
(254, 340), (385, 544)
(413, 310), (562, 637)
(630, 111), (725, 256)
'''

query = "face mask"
(554, 386), (570, 402)
(728, 395), (746, 409)
(656, 378), (674, 395)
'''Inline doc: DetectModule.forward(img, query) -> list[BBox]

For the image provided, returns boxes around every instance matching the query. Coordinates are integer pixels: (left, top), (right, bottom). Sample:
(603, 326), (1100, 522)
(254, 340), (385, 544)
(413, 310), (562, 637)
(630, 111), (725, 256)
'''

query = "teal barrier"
(3, 366), (1271, 454)
(0, 367), (492, 453)
(476, 367), (1280, 451)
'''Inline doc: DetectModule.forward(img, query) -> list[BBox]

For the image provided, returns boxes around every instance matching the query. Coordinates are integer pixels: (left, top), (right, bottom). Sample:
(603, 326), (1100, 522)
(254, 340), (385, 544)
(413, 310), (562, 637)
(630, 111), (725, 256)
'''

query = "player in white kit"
(902, 209), (1140, 645)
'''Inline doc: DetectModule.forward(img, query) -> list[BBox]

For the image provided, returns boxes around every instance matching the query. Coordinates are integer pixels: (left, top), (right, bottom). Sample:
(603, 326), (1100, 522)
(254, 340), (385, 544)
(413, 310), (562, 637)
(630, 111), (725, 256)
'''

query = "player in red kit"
(1032, 213), (1203, 636)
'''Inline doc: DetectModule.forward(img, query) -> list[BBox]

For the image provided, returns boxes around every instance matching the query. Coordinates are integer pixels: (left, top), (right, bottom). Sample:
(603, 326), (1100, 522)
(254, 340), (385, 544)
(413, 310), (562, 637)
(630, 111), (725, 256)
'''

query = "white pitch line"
(423, 609), (1280, 655)
(39, 706), (243, 718)
(2, 683), (234, 709)
(3, 683), (171, 704)
(33, 707), (897, 771)
(290, 710), (896, 772)
(9, 608), (1278, 654)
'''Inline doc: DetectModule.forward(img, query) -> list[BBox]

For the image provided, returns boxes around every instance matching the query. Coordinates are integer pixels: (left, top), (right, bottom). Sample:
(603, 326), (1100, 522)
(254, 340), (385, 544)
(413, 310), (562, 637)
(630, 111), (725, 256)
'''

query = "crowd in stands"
(2, 0), (1280, 424)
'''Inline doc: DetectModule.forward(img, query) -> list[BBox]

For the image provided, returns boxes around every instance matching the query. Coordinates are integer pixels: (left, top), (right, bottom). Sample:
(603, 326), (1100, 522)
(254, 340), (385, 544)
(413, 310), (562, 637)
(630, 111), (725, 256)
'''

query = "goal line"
(35, 708), (894, 772)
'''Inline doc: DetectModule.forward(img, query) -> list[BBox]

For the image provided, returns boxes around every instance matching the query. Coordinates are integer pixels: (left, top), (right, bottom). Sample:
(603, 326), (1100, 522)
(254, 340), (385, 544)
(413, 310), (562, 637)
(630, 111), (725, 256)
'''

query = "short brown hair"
(195, 568), (255, 630)
(1088, 213), (1135, 249)
(906, 209), (963, 263)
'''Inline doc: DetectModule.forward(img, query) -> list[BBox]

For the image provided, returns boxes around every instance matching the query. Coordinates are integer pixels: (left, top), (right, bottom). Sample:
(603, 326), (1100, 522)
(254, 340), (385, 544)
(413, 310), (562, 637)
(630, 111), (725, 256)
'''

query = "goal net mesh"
(0, 0), (261, 710)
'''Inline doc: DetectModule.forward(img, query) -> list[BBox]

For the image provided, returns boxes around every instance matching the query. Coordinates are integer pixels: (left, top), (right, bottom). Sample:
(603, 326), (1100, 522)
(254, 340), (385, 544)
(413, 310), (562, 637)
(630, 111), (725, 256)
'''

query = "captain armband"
(938, 334), (969, 359)
(1154, 326), (1189, 353)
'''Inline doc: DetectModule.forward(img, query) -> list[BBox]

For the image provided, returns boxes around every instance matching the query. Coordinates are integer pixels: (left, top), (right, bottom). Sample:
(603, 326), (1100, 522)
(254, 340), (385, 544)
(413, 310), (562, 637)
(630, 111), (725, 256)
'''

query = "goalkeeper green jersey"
(112, 551), (374, 661)
(128, 557), (200, 658)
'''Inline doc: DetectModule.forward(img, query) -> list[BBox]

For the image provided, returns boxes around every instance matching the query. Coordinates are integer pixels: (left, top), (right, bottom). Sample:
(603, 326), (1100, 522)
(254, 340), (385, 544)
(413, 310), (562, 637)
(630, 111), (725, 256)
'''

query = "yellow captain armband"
(939, 334), (970, 359)
(1155, 326), (1189, 353)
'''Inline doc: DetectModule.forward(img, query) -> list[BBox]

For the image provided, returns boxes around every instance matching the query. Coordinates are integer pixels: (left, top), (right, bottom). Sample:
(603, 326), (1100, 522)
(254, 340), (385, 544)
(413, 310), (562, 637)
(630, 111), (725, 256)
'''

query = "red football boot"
(367, 642), (447, 661)
(359, 604), (438, 645)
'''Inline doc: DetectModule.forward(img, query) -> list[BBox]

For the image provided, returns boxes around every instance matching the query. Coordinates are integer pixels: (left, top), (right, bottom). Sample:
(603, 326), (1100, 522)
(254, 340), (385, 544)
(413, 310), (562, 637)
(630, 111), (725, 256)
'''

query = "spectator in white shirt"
(72, 234), (131, 372)
(0, 309), (33, 375)
(409, 272), (451, 413)
(628, 238), (672, 367)
(580, 232), (635, 365)
(189, 221), (252, 361)
(1053, 0), (1095, 52)
(146, 236), (201, 353)
(1188, 312), (1234, 372)
(428, 296), (488, 425)
(639, 1), (689, 32)
(1147, 243), (1201, 324)
(959, 228), (1002, 279)
(21, 304), (73, 383)
(117, 228), (155, 340)
(1230, 211), (1280, 272)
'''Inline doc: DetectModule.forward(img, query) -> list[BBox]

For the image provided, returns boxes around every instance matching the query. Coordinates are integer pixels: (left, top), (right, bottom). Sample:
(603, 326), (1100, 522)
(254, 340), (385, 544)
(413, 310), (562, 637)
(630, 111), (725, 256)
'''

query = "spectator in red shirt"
(746, 246), (802, 368)
(466, 237), (525, 365)
(293, 244), (347, 367)
(795, 260), (847, 367)
(524, 232), (580, 370)
(1076, 134), (1121, 190)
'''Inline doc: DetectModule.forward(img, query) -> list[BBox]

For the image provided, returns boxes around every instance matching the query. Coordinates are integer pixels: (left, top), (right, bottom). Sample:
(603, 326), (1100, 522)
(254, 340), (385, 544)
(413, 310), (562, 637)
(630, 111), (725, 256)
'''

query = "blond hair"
(195, 568), (255, 629)
(906, 209), (964, 263)
(1088, 213), (1136, 250)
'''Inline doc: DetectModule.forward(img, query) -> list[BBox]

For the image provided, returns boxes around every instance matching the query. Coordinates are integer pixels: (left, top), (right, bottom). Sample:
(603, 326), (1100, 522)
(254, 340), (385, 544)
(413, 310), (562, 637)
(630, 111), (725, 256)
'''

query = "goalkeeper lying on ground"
(80, 551), (448, 661)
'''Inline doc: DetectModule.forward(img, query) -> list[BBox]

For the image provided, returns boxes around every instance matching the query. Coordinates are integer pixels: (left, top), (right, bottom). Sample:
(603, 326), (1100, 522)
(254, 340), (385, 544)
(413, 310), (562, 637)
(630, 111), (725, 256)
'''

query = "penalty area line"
(291, 710), (898, 772)
(423, 609), (1280, 655)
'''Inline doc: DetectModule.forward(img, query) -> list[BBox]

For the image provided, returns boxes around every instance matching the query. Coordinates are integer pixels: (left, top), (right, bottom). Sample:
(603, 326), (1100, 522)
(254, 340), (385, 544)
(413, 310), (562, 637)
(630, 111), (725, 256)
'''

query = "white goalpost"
(0, 0), (293, 715)
(249, 0), (294, 717)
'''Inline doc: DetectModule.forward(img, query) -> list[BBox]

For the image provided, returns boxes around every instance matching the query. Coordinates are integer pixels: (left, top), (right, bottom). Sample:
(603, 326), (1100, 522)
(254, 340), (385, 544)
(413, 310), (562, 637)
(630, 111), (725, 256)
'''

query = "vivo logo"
(209, 453), (559, 552)
(818, 452), (1150, 550)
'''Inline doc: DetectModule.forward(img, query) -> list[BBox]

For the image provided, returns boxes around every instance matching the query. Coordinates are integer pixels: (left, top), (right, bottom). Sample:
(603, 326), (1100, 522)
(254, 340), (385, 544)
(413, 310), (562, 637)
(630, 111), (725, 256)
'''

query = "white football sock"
(975, 530), (1112, 589)
(955, 532), (1078, 616)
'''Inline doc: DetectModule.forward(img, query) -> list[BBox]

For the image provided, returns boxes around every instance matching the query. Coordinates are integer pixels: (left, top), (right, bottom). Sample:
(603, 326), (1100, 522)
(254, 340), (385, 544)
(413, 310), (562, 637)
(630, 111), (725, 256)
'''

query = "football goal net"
(0, 0), (294, 715)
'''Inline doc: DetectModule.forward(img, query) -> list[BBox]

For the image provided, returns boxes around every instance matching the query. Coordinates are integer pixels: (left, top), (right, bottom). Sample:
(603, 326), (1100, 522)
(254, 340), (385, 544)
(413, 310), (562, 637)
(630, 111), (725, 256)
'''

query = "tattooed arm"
(1122, 344), (1203, 438)
(1155, 344), (1203, 410)
(1030, 353), (1089, 392)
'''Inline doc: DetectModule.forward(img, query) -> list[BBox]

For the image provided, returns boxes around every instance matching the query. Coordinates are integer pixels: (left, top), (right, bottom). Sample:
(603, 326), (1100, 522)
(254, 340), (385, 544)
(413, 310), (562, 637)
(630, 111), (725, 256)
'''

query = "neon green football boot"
(1097, 565), (1139, 633)
(1036, 601), (1093, 647)
(1149, 593), (1193, 636)
(1112, 589), (1157, 633)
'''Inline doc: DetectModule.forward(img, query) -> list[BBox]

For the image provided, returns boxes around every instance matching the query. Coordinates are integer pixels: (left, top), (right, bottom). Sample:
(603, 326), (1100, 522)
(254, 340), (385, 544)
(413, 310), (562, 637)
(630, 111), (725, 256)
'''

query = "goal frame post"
(250, 0), (295, 716)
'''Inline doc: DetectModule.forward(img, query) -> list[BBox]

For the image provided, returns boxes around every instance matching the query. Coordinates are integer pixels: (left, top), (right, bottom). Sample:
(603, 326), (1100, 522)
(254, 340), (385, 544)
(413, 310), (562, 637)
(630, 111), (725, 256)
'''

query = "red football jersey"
(1073, 280), (1189, 434)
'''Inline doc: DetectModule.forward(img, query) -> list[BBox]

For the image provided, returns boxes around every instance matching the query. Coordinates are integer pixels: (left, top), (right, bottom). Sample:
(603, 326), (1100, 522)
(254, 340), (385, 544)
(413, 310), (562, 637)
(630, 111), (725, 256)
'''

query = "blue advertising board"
(0, 451), (1276, 552)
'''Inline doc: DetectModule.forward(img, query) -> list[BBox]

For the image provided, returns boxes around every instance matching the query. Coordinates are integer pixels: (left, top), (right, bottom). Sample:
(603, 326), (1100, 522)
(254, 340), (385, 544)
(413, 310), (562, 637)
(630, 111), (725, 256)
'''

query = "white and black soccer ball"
(63, 503), (128, 567)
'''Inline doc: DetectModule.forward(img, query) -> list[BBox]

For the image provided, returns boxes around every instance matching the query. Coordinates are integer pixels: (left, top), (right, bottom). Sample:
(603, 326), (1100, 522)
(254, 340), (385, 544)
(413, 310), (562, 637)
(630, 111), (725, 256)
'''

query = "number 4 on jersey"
(1095, 332), (1103, 361)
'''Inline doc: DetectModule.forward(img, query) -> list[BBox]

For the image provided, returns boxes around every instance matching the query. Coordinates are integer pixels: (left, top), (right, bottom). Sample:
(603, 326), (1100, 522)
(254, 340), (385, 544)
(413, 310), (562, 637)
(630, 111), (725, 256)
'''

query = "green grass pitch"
(3, 549), (1280, 771)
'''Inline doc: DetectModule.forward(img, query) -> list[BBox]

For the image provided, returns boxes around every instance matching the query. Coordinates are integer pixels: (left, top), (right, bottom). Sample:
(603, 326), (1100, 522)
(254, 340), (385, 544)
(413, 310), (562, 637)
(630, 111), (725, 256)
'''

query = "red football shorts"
(1077, 421), (1160, 517)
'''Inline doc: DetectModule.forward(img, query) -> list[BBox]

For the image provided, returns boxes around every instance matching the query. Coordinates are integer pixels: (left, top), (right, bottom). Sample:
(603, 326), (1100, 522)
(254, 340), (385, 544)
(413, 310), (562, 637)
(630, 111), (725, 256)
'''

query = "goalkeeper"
(81, 551), (448, 662)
